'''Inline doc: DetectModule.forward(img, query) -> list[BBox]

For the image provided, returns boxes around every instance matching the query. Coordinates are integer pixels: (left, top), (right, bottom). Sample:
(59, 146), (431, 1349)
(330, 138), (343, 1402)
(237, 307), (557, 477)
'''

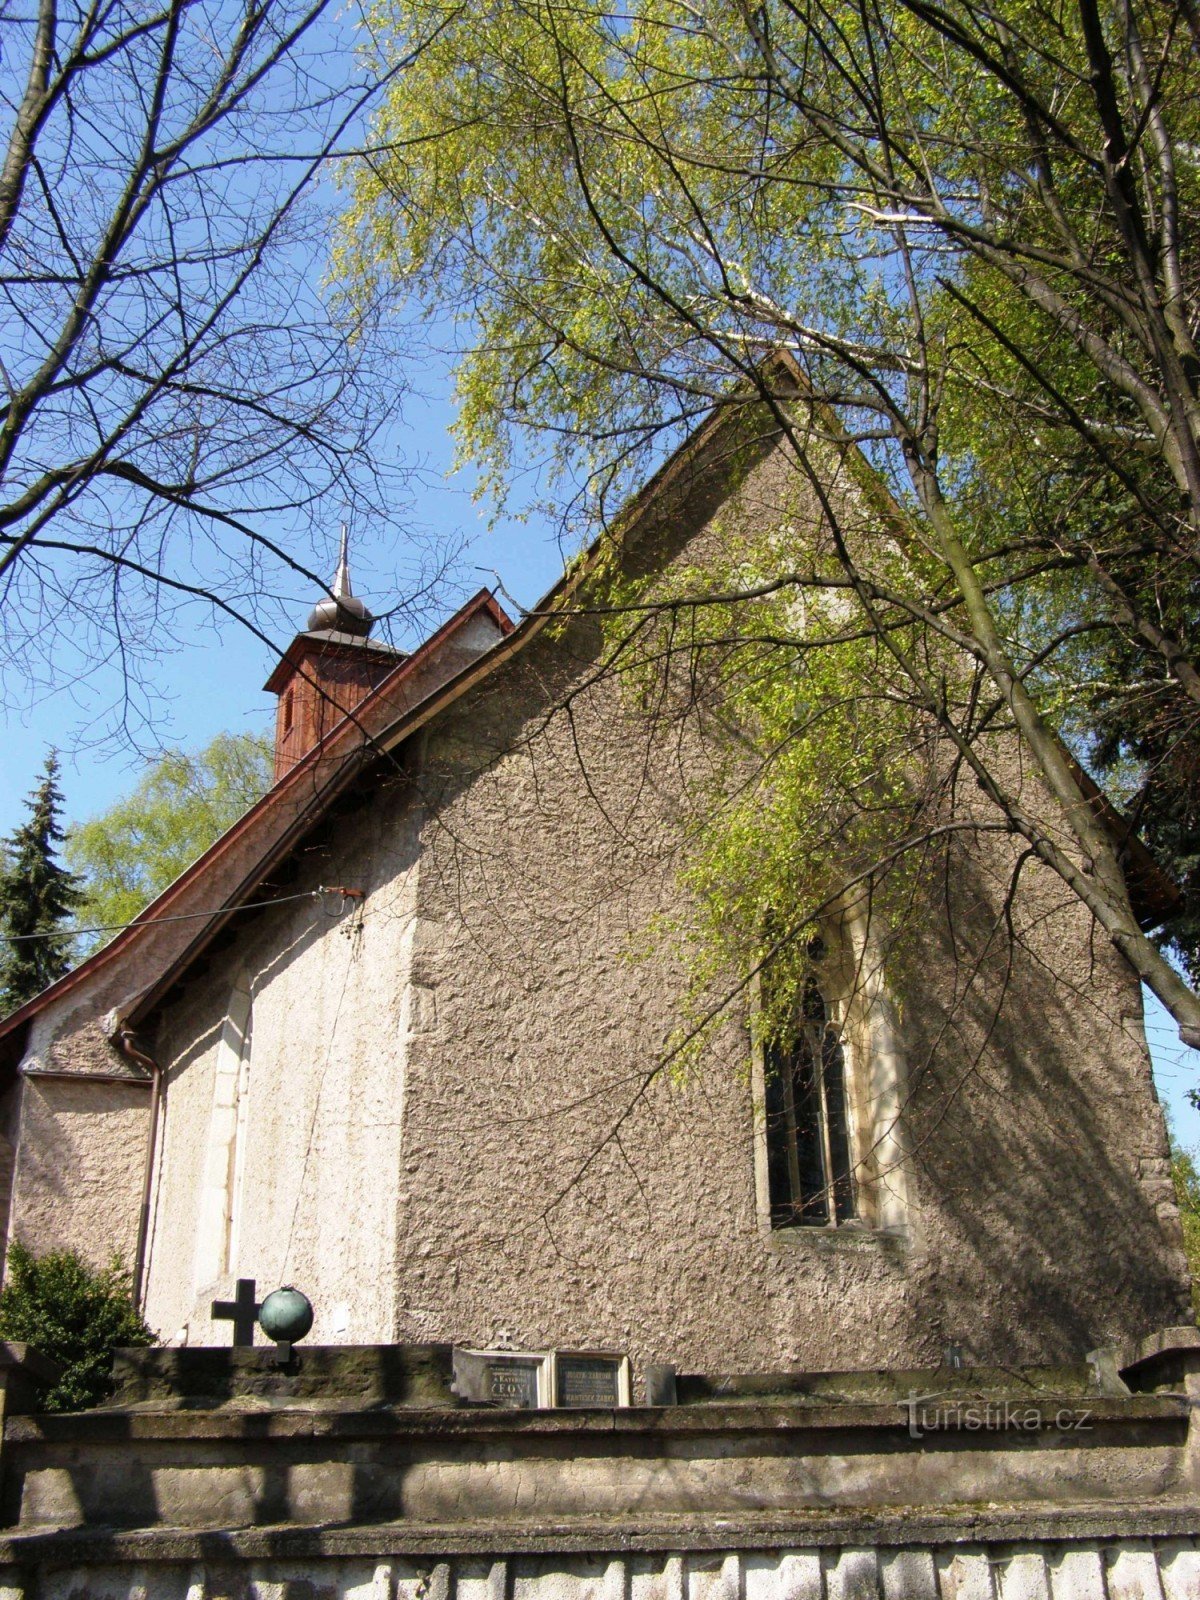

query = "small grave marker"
(487, 1357), (541, 1407)
(452, 1346), (630, 1408)
(211, 1278), (260, 1347)
(451, 1348), (546, 1406)
(556, 1354), (622, 1407)
(209, 1280), (259, 1344)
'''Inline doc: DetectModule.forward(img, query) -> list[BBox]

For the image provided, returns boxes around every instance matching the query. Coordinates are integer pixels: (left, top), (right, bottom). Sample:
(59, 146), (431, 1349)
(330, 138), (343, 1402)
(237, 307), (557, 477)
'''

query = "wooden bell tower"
(264, 530), (405, 781)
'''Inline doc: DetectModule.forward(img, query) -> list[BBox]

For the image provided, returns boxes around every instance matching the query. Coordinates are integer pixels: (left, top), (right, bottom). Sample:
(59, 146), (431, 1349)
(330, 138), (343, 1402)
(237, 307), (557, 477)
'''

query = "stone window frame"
(750, 910), (915, 1252)
(763, 973), (858, 1228)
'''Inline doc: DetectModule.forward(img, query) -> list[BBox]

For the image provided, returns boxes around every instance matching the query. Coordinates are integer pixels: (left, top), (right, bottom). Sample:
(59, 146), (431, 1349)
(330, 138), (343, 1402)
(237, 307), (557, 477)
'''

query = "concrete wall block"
(744, 1552), (822, 1600)
(825, 1548), (881, 1600)
(454, 1560), (509, 1600)
(880, 1551), (938, 1600)
(312, 1561), (401, 1600)
(238, 1563), (401, 1600)
(683, 1555), (741, 1600)
(630, 1556), (685, 1600)
(236, 1578), (293, 1600)
(371, 1560), (397, 1600)
(1047, 1548), (1105, 1600)
(397, 1563), (452, 1600)
(995, 1554), (1051, 1600)
(1105, 1546), (1165, 1600)
(240, 1561), (382, 1600)
(35, 1567), (192, 1600)
(512, 1555), (626, 1600)
(11, 1419), (1195, 1537)
(1157, 1542), (1200, 1600)
(936, 1550), (996, 1600)
(1, 1546), (1199, 1600)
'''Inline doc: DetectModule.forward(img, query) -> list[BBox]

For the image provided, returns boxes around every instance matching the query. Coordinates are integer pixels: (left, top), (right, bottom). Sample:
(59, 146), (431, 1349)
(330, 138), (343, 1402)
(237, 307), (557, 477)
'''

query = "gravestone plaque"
(487, 1357), (540, 1407)
(556, 1354), (621, 1407)
(451, 1348), (546, 1407)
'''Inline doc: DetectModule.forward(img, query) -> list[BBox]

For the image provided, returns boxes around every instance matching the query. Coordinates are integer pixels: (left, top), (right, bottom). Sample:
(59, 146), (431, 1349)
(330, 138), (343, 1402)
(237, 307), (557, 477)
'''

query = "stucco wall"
(4, 423), (1188, 1368)
(140, 770), (425, 1345)
(384, 435), (1189, 1373)
(0, 599), (508, 1294)
(7, 1077), (149, 1269)
(5, 993), (151, 1272)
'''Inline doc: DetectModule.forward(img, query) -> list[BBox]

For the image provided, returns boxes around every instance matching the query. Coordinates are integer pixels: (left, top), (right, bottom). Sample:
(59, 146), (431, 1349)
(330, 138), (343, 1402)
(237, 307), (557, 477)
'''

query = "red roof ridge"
(0, 587), (513, 1044)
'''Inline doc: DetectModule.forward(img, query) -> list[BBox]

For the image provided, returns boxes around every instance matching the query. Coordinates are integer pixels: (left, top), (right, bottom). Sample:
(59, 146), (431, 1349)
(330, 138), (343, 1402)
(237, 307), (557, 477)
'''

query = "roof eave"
(0, 588), (514, 1046)
(262, 634), (407, 695)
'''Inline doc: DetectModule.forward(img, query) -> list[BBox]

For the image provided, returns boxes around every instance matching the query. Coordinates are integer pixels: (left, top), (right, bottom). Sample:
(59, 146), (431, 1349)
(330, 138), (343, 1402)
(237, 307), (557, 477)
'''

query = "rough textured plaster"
(3, 427), (1188, 1370)
(389, 437), (1189, 1374)
(7, 1079), (147, 1267)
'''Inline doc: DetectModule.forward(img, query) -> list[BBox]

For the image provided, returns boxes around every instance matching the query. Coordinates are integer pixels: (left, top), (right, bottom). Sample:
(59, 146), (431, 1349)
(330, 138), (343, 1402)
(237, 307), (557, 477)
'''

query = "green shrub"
(0, 1242), (155, 1411)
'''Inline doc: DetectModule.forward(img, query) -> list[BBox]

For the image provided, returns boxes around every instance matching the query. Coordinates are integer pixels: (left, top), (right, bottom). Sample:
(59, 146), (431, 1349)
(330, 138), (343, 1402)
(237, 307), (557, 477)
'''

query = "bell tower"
(264, 531), (405, 781)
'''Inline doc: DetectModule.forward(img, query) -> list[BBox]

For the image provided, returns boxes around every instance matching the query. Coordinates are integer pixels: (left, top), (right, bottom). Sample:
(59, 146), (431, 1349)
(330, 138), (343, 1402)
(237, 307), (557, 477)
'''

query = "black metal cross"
(211, 1278), (259, 1346)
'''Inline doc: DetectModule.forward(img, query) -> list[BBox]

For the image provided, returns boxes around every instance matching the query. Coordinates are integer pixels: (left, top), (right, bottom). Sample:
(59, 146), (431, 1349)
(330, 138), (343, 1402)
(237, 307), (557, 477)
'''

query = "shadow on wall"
(889, 833), (1187, 1362)
(0, 1396), (1190, 1536)
(398, 604), (1188, 1370)
(2, 1408), (308, 1532)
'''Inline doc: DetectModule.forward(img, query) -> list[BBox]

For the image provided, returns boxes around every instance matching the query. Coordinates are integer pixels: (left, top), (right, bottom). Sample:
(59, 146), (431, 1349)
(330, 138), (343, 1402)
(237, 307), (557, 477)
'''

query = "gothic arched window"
(764, 976), (857, 1227)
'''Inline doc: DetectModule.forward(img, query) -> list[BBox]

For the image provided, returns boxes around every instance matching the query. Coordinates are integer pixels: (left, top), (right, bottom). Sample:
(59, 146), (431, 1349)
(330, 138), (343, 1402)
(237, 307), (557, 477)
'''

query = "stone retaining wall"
(3, 1536), (1200, 1600)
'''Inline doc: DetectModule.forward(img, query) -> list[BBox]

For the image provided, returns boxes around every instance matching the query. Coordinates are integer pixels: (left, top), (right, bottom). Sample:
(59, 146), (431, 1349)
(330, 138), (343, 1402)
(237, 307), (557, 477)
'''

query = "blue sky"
(0, 352), (567, 827)
(1146, 992), (1200, 1147)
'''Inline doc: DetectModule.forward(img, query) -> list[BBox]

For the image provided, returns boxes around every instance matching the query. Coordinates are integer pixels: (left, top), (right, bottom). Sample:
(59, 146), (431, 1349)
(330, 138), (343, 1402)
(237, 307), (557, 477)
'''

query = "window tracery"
(764, 973), (857, 1228)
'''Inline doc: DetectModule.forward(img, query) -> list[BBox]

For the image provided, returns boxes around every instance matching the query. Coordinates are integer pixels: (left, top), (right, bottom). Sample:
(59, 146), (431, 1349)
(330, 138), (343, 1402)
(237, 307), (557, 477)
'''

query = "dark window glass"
(764, 977), (857, 1228)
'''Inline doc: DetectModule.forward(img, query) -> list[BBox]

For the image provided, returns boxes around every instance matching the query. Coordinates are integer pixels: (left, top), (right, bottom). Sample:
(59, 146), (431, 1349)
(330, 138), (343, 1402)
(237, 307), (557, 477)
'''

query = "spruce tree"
(0, 755), (83, 1014)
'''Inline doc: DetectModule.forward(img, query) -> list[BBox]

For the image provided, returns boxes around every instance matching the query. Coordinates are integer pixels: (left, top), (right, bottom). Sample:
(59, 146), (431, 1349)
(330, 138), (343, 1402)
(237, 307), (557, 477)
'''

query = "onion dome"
(308, 527), (373, 637)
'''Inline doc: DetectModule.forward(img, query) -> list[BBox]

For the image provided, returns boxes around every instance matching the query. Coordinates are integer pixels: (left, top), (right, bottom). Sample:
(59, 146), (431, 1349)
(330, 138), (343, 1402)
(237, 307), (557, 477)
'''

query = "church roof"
(0, 586), (515, 1064)
(0, 365), (774, 1062)
(0, 354), (1179, 1057)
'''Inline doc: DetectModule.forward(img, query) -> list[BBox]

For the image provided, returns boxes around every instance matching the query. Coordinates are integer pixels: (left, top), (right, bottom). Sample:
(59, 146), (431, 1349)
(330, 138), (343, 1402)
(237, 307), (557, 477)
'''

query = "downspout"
(114, 1026), (162, 1312)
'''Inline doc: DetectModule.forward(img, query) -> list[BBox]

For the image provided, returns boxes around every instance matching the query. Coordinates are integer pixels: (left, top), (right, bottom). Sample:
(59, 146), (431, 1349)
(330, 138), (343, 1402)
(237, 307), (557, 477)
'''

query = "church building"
(0, 371), (1189, 1365)
(0, 374), (1196, 1595)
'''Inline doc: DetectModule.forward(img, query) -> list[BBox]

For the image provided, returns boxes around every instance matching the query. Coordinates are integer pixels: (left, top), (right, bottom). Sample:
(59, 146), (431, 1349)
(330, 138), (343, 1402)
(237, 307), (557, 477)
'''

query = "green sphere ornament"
(258, 1286), (314, 1344)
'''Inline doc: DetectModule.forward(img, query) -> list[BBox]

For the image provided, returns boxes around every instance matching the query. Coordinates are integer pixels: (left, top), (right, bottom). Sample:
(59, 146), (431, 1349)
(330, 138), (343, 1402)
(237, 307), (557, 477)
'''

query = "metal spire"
(333, 523), (353, 600)
(306, 522), (372, 636)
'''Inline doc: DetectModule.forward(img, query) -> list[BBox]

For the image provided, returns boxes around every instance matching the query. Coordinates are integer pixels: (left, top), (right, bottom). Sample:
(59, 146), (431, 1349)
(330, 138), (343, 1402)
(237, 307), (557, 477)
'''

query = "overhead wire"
(0, 886), (365, 943)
